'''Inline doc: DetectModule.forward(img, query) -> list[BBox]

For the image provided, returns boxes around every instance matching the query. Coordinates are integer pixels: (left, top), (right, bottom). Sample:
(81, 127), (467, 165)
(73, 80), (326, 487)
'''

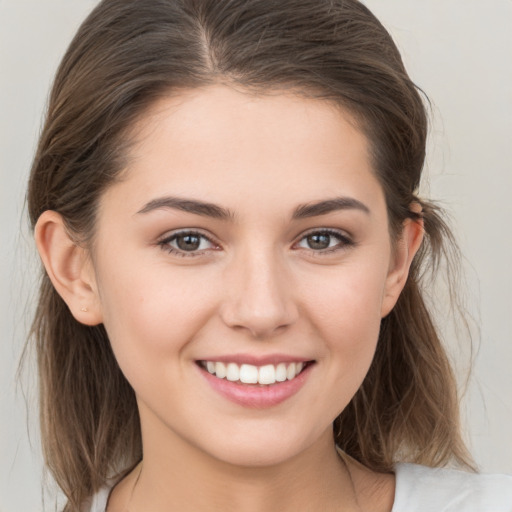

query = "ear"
(381, 208), (424, 318)
(34, 210), (103, 326)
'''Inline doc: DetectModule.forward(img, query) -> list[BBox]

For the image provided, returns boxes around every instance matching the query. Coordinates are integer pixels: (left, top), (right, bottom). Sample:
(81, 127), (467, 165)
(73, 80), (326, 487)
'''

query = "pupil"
(308, 233), (330, 250)
(177, 234), (200, 251)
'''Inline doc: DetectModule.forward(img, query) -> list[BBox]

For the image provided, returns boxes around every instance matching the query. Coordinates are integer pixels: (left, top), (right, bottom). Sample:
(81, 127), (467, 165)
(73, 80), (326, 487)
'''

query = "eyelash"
(294, 228), (354, 256)
(157, 228), (354, 257)
(157, 230), (218, 257)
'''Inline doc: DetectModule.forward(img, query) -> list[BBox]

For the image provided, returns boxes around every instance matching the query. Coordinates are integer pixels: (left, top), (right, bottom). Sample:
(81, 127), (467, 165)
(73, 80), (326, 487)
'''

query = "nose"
(219, 246), (299, 339)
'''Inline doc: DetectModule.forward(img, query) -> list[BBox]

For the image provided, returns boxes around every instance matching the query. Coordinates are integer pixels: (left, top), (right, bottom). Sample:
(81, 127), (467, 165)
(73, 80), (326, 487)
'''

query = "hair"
(27, 0), (474, 510)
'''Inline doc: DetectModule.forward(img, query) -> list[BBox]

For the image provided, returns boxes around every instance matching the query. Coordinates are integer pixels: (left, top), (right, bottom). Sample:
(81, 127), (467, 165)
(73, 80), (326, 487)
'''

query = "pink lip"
(196, 361), (315, 409)
(197, 353), (312, 366)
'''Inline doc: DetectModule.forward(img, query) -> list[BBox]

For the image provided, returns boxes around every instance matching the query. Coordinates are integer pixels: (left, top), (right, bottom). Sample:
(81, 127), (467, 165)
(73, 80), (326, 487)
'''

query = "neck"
(120, 413), (360, 512)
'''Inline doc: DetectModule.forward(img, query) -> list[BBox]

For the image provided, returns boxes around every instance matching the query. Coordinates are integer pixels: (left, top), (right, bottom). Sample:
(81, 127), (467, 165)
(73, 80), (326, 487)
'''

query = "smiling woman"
(25, 1), (512, 511)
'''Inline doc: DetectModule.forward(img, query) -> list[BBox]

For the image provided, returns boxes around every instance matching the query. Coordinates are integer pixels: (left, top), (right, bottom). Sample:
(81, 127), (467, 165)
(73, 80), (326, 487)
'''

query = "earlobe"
(34, 211), (103, 326)
(381, 214), (424, 318)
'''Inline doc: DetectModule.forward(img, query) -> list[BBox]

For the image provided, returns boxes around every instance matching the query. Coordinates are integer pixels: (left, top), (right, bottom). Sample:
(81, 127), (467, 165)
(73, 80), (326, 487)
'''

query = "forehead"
(133, 85), (366, 155)
(105, 85), (385, 219)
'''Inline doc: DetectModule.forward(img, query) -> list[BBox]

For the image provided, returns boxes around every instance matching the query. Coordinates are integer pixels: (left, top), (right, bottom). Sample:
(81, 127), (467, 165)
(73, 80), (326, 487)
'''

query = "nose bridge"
(221, 240), (297, 338)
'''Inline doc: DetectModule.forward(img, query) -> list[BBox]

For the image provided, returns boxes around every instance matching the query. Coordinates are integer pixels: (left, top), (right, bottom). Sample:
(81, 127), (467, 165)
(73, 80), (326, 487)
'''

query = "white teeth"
(258, 364), (276, 385)
(286, 363), (296, 380)
(275, 363), (287, 382)
(202, 360), (308, 385)
(226, 363), (240, 382)
(239, 364), (259, 384)
(215, 362), (227, 379)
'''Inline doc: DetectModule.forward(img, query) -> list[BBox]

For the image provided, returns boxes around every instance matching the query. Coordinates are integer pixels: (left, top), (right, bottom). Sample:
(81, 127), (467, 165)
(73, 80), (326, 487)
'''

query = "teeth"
(215, 362), (227, 379)
(202, 360), (307, 385)
(258, 364), (276, 385)
(226, 363), (239, 382)
(240, 364), (259, 384)
(275, 363), (287, 382)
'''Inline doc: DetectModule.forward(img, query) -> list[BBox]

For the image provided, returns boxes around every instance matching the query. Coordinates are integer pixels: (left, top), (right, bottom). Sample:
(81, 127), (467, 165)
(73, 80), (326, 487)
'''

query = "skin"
(36, 85), (423, 511)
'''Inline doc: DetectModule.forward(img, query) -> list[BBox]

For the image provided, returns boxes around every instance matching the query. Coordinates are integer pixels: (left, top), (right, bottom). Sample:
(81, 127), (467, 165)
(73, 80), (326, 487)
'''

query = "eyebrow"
(136, 196), (235, 220)
(292, 197), (370, 219)
(136, 195), (370, 220)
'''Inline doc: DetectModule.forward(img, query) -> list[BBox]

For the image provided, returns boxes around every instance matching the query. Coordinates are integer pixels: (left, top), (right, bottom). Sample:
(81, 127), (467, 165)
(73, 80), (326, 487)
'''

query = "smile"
(198, 361), (309, 385)
(197, 358), (315, 408)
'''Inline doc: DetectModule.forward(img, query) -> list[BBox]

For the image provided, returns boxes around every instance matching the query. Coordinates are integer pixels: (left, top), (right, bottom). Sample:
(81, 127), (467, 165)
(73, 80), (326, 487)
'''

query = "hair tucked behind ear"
(334, 200), (474, 472)
(26, 0), (474, 509)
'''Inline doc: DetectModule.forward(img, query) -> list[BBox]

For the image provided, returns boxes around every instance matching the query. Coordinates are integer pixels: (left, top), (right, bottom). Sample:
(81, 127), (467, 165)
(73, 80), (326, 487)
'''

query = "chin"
(210, 445), (298, 468)
(195, 424), (327, 469)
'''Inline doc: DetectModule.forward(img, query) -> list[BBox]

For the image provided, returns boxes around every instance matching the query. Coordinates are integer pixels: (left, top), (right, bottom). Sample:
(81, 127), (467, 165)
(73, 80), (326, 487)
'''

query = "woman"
(27, 0), (512, 511)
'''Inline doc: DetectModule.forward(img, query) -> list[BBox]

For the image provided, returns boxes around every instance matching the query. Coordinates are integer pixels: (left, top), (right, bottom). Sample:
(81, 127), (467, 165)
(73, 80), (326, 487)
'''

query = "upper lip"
(196, 354), (315, 366)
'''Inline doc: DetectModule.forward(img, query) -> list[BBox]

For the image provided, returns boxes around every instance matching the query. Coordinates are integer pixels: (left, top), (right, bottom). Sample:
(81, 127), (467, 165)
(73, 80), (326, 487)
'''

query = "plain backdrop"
(1, 1), (511, 510)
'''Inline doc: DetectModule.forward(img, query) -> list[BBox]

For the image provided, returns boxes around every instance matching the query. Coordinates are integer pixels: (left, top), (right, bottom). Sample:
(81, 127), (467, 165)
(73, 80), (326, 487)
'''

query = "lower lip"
(197, 363), (314, 408)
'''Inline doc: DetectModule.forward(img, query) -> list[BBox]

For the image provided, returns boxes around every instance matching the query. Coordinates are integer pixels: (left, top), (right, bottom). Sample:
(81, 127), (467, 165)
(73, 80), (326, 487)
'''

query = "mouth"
(196, 360), (315, 386)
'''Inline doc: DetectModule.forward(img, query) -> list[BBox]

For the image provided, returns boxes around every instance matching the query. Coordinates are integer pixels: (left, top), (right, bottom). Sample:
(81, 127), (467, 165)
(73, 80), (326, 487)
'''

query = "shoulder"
(81, 464), (140, 511)
(393, 463), (512, 512)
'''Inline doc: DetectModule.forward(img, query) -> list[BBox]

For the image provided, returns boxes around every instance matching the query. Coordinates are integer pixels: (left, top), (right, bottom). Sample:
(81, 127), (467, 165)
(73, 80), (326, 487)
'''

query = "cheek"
(303, 262), (387, 341)
(96, 259), (218, 378)
(299, 262), (388, 395)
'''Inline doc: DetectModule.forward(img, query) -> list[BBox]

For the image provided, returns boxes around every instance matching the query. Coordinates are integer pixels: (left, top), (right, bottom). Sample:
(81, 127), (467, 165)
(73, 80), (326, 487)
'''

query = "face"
(88, 85), (410, 467)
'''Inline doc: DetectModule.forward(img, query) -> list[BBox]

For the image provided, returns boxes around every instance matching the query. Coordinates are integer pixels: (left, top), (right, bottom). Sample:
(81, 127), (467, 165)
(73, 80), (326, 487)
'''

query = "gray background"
(1, 1), (511, 510)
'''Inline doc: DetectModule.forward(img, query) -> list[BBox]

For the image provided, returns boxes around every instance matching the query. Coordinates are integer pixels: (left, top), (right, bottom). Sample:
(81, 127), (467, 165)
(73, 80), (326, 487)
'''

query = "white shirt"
(392, 463), (512, 511)
(85, 463), (512, 511)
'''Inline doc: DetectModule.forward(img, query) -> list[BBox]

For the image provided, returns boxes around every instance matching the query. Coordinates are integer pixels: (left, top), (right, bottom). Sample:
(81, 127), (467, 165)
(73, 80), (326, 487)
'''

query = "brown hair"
(27, 0), (473, 510)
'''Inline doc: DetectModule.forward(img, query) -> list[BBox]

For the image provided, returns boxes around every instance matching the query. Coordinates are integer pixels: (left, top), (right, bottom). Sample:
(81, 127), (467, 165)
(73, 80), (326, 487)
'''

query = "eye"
(158, 230), (217, 256)
(295, 229), (353, 253)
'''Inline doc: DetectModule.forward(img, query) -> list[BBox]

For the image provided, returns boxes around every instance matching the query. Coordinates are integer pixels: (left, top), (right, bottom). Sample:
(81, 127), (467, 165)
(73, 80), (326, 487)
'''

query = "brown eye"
(296, 229), (353, 253)
(175, 234), (201, 251)
(159, 231), (216, 255)
(306, 233), (331, 250)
